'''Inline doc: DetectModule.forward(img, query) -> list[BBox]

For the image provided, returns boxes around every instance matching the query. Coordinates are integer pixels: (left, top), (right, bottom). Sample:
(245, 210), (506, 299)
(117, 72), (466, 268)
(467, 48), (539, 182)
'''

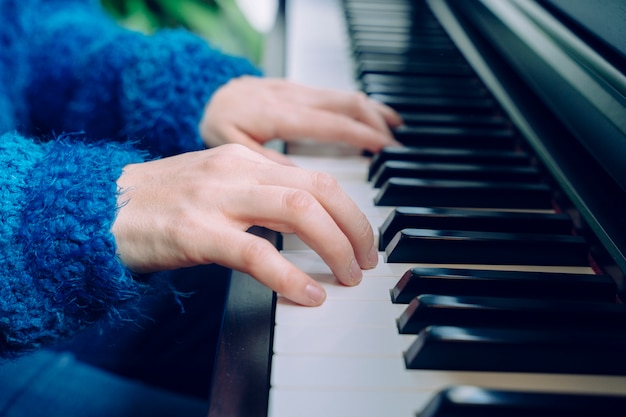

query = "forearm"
(20, 0), (261, 157)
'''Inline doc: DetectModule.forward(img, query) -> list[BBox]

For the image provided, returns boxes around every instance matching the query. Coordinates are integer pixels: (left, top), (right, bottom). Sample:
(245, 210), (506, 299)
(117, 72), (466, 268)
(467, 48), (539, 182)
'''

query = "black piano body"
(208, 0), (626, 415)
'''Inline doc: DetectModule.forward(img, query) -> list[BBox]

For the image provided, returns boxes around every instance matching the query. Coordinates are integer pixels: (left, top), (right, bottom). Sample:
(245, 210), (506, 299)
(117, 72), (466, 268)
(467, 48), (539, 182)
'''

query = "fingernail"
(305, 283), (326, 305)
(349, 258), (363, 285)
(367, 246), (379, 269)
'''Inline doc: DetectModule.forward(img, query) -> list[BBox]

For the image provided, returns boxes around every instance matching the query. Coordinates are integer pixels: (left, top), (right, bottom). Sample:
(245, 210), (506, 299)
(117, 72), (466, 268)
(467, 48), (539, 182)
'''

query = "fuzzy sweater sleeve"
(0, 0), (260, 357)
(0, 131), (148, 357)
(19, 0), (261, 157)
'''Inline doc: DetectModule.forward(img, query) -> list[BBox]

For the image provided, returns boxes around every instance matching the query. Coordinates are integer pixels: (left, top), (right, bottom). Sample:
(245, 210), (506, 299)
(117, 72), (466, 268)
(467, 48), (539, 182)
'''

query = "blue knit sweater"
(0, 0), (260, 357)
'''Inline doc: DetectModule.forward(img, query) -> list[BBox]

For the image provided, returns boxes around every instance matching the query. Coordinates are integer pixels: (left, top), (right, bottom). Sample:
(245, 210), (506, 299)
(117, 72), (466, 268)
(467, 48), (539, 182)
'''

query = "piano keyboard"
(267, 0), (626, 415)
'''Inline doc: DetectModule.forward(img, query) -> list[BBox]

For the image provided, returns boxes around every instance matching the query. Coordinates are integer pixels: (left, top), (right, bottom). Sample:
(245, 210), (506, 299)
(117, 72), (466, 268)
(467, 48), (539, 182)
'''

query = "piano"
(208, 0), (626, 415)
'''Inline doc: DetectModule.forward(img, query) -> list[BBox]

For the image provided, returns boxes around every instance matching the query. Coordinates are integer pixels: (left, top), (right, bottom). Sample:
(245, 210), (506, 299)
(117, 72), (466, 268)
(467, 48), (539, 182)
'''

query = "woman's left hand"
(199, 76), (403, 165)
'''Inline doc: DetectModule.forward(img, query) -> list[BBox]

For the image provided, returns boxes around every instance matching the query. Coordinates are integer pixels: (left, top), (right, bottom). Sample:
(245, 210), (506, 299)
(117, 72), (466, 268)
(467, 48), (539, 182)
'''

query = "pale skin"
(200, 76), (403, 164)
(112, 76), (403, 306)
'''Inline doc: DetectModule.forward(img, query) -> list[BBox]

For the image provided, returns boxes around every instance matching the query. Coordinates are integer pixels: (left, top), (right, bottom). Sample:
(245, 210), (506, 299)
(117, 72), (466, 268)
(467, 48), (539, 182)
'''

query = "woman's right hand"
(112, 144), (378, 306)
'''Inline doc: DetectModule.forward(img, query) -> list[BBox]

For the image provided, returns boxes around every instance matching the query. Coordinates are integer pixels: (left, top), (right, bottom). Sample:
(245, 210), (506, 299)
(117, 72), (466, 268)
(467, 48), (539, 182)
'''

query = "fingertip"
(305, 282), (326, 306)
(388, 138), (404, 148)
(389, 113), (405, 128)
(370, 98), (404, 127)
(365, 245), (379, 269)
(348, 258), (363, 286)
(358, 129), (398, 153)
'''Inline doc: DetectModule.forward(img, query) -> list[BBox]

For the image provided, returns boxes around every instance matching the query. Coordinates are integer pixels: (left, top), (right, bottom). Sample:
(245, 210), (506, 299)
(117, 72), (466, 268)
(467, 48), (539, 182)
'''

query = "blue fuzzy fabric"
(0, 0), (260, 357)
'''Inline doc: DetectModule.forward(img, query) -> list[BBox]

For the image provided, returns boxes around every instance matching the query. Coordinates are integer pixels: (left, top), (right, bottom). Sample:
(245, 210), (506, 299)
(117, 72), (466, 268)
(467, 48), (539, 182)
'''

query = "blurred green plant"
(100, 0), (264, 64)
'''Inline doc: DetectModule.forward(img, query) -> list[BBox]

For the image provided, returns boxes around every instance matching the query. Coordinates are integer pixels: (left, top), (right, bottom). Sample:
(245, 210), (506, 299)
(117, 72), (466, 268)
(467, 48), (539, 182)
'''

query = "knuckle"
(354, 214), (374, 241)
(217, 143), (249, 156)
(272, 268), (300, 296)
(283, 189), (317, 213)
(309, 171), (340, 196)
(200, 155), (227, 172)
(202, 144), (251, 170)
(240, 238), (274, 269)
(351, 91), (370, 108)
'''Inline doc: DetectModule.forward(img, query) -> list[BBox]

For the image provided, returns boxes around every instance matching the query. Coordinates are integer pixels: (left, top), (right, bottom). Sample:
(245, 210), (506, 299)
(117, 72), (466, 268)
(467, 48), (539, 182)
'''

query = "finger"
(255, 165), (378, 272)
(316, 91), (391, 133)
(370, 99), (405, 127)
(214, 126), (297, 166)
(206, 227), (327, 306)
(296, 87), (401, 134)
(256, 147), (297, 167)
(227, 185), (365, 286)
(269, 106), (400, 152)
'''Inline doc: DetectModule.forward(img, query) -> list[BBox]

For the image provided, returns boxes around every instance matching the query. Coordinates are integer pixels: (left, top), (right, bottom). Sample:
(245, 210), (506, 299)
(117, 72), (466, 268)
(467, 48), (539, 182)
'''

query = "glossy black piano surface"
(208, 0), (626, 416)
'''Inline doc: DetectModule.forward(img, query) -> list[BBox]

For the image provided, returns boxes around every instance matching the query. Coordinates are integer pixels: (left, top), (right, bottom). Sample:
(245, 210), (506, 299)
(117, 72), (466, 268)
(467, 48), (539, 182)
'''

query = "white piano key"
(268, 2), (625, 417)
(268, 389), (431, 417)
(270, 354), (626, 395)
(275, 298), (405, 326)
(280, 249), (595, 285)
(273, 324), (415, 355)
(282, 250), (415, 278)
(289, 155), (370, 175)
(304, 274), (400, 300)
(286, 0), (356, 91)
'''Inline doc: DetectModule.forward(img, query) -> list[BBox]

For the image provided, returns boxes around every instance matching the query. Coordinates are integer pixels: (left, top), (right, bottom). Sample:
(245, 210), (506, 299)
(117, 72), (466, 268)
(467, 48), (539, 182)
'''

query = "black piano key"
(352, 42), (457, 57)
(396, 294), (626, 334)
(352, 46), (457, 61)
(351, 37), (449, 52)
(372, 95), (495, 114)
(351, 32), (453, 45)
(374, 178), (553, 209)
(351, 39), (457, 54)
(371, 161), (540, 188)
(385, 229), (589, 265)
(352, 49), (464, 67)
(345, 1), (434, 12)
(368, 147), (529, 180)
(346, 8), (441, 21)
(360, 73), (483, 90)
(345, 16), (415, 29)
(397, 112), (509, 128)
(364, 82), (485, 98)
(357, 62), (472, 79)
(356, 47), (464, 61)
(355, 48), (460, 63)
(392, 126), (516, 149)
(348, 17), (415, 24)
(345, 0), (415, 7)
(344, 1), (414, 13)
(345, 15), (407, 24)
(346, 12), (418, 23)
(347, 15), (416, 22)
(404, 325), (626, 375)
(419, 386), (626, 417)
(357, 56), (467, 72)
(390, 267), (616, 303)
(348, 20), (446, 33)
(378, 207), (572, 250)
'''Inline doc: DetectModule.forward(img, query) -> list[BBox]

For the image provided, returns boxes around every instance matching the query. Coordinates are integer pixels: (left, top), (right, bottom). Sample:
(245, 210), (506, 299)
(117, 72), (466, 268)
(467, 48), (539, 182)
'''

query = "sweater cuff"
(117, 29), (262, 157)
(25, 7), (260, 158)
(5, 135), (147, 354)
